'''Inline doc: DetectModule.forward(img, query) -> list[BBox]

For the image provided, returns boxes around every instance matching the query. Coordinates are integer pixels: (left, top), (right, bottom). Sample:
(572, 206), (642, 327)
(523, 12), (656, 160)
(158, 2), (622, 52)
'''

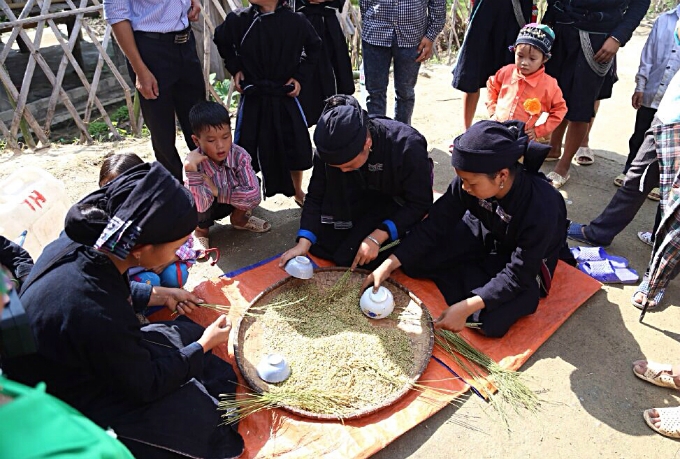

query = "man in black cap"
(279, 95), (433, 270)
(363, 120), (570, 337)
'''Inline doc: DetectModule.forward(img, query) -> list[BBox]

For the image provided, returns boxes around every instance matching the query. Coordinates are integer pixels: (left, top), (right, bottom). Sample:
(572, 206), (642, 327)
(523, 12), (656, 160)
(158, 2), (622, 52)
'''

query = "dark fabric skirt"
(112, 319), (244, 459)
(297, 7), (355, 127)
(234, 89), (314, 197)
(451, 0), (532, 93)
(401, 212), (540, 338)
(545, 24), (608, 122)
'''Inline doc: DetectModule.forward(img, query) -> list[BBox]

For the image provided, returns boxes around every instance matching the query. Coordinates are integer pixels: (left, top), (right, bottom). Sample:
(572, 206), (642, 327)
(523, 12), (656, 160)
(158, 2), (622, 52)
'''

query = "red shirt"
(486, 64), (567, 139)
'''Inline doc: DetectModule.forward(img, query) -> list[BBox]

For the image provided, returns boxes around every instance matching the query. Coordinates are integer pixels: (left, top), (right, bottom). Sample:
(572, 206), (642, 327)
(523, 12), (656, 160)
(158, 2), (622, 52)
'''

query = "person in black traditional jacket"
(4, 163), (244, 459)
(214, 0), (322, 206)
(363, 120), (570, 337)
(295, 0), (355, 126)
(279, 95), (433, 270)
(0, 236), (33, 289)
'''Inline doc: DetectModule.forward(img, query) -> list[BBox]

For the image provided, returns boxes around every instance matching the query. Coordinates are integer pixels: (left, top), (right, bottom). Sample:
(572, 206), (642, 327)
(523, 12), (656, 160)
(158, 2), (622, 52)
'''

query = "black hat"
(65, 162), (197, 259)
(314, 100), (368, 166)
(451, 120), (529, 173)
(513, 23), (555, 58)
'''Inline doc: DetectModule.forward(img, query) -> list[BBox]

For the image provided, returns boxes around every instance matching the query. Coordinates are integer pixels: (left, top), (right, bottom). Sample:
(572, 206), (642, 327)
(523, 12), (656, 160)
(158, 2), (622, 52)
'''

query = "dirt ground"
(2, 24), (679, 459)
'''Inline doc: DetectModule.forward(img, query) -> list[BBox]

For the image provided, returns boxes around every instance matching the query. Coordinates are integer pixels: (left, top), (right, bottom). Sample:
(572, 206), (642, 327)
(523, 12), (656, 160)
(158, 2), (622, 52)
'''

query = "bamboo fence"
(0, 0), (468, 151)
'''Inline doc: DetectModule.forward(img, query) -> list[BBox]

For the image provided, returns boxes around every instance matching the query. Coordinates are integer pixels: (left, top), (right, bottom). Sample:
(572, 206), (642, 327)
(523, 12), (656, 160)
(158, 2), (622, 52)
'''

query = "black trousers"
(127, 31), (205, 181)
(625, 106), (657, 174)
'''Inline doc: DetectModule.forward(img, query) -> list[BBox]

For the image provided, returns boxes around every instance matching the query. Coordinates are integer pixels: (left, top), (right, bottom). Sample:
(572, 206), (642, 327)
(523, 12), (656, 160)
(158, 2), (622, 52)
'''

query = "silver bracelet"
(365, 235), (381, 247)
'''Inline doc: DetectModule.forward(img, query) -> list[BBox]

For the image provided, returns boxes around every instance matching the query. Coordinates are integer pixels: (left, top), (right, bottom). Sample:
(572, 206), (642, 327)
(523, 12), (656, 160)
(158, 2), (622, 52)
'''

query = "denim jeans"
(362, 35), (421, 125)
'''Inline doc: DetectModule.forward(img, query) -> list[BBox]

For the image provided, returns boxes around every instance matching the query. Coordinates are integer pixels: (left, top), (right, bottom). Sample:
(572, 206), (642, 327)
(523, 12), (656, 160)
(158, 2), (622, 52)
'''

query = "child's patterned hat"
(513, 23), (554, 58)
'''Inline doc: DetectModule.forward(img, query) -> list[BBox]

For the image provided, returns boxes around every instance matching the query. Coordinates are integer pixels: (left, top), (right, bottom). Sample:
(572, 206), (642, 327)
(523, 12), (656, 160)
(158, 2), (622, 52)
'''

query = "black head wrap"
(314, 95), (369, 165)
(65, 162), (197, 259)
(451, 120), (550, 174)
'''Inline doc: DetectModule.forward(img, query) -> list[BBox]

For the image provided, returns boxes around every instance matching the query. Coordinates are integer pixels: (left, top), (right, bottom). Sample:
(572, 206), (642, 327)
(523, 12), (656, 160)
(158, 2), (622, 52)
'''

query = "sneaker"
(613, 173), (626, 187)
(637, 231), (653, 247)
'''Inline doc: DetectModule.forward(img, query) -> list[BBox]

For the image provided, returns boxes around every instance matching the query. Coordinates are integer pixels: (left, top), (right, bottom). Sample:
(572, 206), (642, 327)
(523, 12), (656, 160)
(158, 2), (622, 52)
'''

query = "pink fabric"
(184, 144), (262, 212)
(486, 64), (567, 139)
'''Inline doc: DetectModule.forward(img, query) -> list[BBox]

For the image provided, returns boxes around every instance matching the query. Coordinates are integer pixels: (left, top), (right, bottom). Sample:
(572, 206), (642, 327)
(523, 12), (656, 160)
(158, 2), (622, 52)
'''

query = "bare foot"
(633, 360), (680, 388)
(646, 408), (662, 429)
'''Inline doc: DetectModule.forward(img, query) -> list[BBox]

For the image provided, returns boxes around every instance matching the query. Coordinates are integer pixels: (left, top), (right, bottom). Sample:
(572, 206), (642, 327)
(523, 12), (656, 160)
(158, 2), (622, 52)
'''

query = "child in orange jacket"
(486, 23), (566, 141)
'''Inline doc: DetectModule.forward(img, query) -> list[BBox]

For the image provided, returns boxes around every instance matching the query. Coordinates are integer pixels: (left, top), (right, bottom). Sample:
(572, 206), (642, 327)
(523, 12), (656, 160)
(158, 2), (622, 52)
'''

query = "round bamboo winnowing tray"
(234, 267), (435, 421)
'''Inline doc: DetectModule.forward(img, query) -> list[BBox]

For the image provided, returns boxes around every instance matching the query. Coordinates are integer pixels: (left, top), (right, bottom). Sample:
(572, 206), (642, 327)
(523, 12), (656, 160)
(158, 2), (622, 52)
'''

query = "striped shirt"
(103, 0), (191, 33)
(184, 144), (262, 213)
(360, 0), (446, 48)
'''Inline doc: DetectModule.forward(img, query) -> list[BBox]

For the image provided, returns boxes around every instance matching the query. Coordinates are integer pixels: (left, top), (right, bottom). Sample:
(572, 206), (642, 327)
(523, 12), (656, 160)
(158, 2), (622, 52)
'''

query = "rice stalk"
(435, 330), (540, 417)
(378, 239), (401, 253)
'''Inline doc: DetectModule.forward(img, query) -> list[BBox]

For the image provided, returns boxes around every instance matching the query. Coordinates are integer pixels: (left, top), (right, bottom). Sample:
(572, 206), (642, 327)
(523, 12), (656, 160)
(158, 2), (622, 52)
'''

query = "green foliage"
(209, 73), (241, 109)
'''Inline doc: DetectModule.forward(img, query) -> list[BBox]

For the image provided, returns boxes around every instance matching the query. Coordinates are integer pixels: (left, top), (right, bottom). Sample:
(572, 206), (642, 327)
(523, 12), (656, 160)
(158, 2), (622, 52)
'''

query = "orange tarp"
(150, 257), (601, 458)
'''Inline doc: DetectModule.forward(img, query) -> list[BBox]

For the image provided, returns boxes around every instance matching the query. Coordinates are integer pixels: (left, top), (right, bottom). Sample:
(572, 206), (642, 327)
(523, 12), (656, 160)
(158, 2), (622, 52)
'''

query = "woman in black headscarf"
(363, 120), (571, 337)
(4, 163), (244, 459)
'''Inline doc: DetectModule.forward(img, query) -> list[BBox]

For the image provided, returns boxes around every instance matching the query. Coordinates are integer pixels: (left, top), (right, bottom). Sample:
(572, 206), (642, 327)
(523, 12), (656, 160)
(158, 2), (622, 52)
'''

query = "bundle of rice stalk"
(435, 330), (539, 416)
(218, 387), (364, 425)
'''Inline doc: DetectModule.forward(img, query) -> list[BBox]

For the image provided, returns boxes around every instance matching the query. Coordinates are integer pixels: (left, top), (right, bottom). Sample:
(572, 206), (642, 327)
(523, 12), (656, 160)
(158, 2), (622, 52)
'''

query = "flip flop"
(575, 147), (595, 166)
(569, 246), (629, 268)
(546, 171), (570, 189)
(577, 260), (639, 284)
(233, 215), (271, 233)
(544, 155), (560, 162)
(566, 222), (606, 247)
(633, 361), (680, 390)
(643, 407), (680, 439)
(631, 276), (665, 310)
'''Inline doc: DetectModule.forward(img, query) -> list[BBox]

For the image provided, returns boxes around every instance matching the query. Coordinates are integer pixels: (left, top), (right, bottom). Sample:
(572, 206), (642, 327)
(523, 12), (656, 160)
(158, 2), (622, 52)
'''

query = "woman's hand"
(148, 286), (203, 314)
(361, 255), (401, 292)
(279, 239), (312, 268)
(352, 239), (379, 270)
(593, 37), (620, 63)
(286, 78), (301, 97)
(434, 296), (485, 333)
(233, 71), (245, 93)
(198, 315), (232, 352)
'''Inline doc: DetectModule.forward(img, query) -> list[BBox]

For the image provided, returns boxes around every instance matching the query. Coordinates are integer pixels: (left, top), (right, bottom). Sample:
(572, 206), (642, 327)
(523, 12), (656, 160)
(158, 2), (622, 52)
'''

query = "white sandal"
(575, 147), (595, 165)
(546, 171), (570, 189)
(633, 361), (680, 390)
(643, 407), (680, 439)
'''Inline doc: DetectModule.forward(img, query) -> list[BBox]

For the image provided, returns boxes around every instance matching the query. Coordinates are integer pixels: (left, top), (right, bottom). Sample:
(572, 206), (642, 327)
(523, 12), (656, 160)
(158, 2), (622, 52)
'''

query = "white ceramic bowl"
(360, 286), (395, 319)
(284, 256), (314, 279)
(256, 353), (291, 383)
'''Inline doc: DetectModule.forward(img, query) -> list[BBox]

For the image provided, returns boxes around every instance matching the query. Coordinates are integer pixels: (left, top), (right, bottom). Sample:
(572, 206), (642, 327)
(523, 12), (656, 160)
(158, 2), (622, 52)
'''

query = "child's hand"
(203, 174), (219, 197)
(525, 127), (537, 140)
(632, 91), (643, 110)
(286, 78), (301, 97)
(233, 71), (244, 93)
(184, 149), (207, 172)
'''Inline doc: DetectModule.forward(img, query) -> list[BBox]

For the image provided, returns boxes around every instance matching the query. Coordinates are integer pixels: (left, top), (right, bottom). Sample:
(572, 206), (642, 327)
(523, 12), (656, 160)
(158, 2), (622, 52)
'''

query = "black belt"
(136, 26), (191, 44)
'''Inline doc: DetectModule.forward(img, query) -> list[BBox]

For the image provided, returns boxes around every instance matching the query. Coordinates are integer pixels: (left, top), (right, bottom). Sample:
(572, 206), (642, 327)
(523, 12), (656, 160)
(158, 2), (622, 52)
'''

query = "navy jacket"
(299, 118), (433, 243)
(395, 169), (567, 311)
